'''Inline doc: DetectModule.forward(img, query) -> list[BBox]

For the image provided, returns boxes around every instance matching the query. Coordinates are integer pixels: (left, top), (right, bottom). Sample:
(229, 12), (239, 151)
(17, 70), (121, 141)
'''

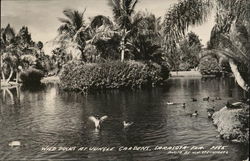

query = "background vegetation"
(1, 0), (249, 93)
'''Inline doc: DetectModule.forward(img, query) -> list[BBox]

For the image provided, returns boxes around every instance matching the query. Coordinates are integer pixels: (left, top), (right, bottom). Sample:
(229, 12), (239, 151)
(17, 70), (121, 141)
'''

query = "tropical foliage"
(162, 0), (249, 91)
(199, 56), (221, 76)
(57, 9), (88, 61)
(167, 32), (203, 71)
(107, 0), (138, 61)
(0, 24), (48, 83)
(207, 0), (250, 91)
(2, 0), (249, 92)
(51, 47), (73, 74)
(128, 11), (163, 62)
(162, 0), (212, 52)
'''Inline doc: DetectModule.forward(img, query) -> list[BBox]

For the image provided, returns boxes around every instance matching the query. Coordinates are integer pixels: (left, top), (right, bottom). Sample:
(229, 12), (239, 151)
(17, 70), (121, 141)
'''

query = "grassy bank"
(1, 75), (60, 88)
(170, 71), (202, 77)
(41, 76), (60, 83)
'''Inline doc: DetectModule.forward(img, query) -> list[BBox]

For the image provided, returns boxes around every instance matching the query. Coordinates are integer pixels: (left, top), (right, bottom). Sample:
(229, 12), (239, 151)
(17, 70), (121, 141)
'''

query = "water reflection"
(0, 77), (248, 161)
(20, 83), (46, 92)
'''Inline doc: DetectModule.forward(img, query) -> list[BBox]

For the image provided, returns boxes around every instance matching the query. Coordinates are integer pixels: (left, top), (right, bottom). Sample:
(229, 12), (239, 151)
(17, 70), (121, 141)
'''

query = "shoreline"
(169, 71), (229, 78)
(212, 102), (249, 144)
(0, 81), (19, 88)
(1, 76), (60, 89)
(170, 71), (202, 77)
(41, 75), (60, 83)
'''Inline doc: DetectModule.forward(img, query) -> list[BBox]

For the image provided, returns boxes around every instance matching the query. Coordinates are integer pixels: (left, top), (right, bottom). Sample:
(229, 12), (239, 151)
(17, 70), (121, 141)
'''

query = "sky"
(1, 0), (215, 45)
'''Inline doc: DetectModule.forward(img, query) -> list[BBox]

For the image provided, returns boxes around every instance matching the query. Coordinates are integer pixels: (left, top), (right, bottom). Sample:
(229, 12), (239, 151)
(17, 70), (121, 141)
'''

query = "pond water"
(0, 77), (248, 161)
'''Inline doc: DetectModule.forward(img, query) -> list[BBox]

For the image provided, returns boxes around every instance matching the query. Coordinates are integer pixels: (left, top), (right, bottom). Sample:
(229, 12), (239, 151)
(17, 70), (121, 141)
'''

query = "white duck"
(9, 141), (21, 147)
(166, 102), (174, 105)
(191, 111), (198, 117)
(123, 121), (133, 128)
(89, 115), (108, 129)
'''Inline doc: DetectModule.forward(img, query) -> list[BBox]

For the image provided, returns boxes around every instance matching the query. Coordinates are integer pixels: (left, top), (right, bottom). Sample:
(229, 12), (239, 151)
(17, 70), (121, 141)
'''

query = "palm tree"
(90, 15), (113, 29)
(108, 0), (138, 61)
(162, 0), (249, 92)
(128, 11), (163, 62)
(1, 24), (17, 83)
(57, 9), (87, 61)
(162, 0), (212, 52)
(209, 0), (249, 92)
(1, 25), (39, 84)
(86, 15), (115, 44)
(208, 22), (250, 91)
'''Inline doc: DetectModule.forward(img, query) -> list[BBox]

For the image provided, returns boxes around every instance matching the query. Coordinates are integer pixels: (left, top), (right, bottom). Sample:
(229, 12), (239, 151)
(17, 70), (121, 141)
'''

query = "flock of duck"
(8, 96), (249, 148)
(87, 96), (225, 133)
(87, 96), (224, 132)
(167, 96), (249, 119)
(166, 96), (223, 118)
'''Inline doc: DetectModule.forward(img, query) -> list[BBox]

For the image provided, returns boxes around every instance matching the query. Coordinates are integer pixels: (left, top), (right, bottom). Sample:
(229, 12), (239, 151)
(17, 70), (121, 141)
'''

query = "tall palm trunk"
(6, 66), (14, 83)
(1, 71), (6, 82)
(121, 29), (126, 62)
(1, 56), (5, 82)
(121, 39), (125, 62)
(16, 71), (19, 83)
(229, 59), (250, 92)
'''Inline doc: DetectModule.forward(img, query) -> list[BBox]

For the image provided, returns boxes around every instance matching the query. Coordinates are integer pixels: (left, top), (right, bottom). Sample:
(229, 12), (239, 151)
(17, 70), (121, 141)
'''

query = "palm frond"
(58, 18), (72, 25)
(163, 0), (213, 51)
(57, 24), (71, 34)
(86, 26), (119, 44)
(90, 15), (113, 29)
(62, 9), (75, 24)
(220, 34), (249, 61)
(108, 0), (138, 29)
(58, 8), (86, 33)
(216, 0), (248, 21)
(125, 0), (138, 15)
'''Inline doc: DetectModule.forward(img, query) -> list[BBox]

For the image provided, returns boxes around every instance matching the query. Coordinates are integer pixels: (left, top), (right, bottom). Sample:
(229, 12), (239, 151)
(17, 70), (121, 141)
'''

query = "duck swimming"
(215, 97), (222, 100)
(203, 97), (210, 101)
(192, 98), (197, 102)
(182, 103), (186, 108)
(191, 111), (198, 117)
(9, 141), (21, 147)
(89, 115), (108, 129)
(123, 121), (133, 128)
(166, 102), (174, 105)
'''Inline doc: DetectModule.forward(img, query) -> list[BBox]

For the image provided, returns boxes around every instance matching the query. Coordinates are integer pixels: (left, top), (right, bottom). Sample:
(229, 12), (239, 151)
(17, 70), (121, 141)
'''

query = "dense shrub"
(179, 62), (191, 71)
(60, 60), (168, 91)
(20, 68), (44, 84)
(158, 61), (170, 80)
(199, 56), (221, 76)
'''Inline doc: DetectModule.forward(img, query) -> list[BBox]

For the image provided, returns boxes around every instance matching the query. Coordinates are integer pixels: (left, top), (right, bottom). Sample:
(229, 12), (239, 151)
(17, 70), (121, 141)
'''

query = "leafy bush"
(199, 56), (221, 76)
(179, 62), (191, 71)
(60, 60), (168, 91)
(20, 68), (44, 84)
(158, 61), (170, 80)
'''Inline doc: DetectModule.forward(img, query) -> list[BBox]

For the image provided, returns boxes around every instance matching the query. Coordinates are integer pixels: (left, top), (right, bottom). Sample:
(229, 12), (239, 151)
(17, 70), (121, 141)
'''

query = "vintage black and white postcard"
(1, 0), (249, 161)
